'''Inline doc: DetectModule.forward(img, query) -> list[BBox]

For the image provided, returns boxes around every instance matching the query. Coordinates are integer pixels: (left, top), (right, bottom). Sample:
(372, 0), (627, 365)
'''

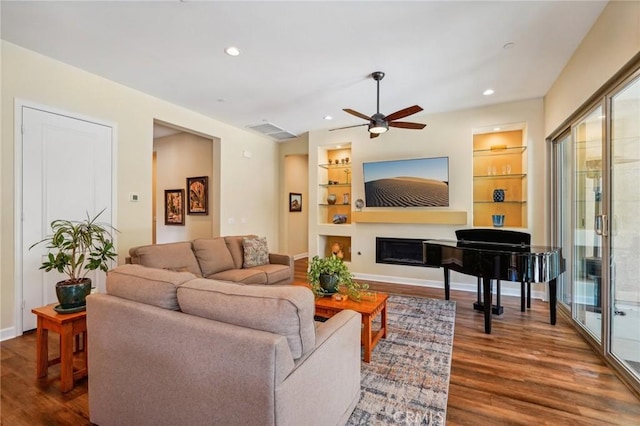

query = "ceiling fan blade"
(343, 108), (372, 121)
(329, 123), (368, 131)
(385, 105), (423, 122)
(389, 121), (427, 130)
(370, 132), (380, 139)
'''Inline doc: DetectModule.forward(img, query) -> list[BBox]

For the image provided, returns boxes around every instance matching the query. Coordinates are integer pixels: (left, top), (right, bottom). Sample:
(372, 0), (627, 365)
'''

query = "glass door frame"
(574, 104), (607, 343)
(550, 129), (572, 311)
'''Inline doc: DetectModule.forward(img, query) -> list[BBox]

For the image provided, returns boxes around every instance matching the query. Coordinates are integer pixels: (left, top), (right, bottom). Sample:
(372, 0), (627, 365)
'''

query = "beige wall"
(154, 132), (214, 242)
(308, 98), (545, 292)
(545, 1), (640, 136)
(1, 41), (279, 333)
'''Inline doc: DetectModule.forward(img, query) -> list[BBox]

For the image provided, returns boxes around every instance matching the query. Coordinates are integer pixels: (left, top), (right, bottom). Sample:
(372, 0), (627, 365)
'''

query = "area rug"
(347, 295), (456, 426)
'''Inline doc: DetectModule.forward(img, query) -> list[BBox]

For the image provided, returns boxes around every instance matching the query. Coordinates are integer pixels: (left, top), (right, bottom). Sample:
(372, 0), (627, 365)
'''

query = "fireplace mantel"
(352, 210), (467, 225)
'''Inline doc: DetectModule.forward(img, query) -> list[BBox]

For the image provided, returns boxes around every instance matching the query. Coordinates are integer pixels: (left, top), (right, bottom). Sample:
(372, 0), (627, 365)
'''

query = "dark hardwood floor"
(2, 258), (639, 425)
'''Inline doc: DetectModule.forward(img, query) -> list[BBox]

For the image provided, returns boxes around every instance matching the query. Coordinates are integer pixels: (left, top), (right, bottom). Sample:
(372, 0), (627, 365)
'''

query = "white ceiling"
(1, 1), (607, 140)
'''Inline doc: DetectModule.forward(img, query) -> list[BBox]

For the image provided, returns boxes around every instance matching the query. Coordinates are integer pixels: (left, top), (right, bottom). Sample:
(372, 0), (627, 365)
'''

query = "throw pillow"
(242, 236), (269, 268)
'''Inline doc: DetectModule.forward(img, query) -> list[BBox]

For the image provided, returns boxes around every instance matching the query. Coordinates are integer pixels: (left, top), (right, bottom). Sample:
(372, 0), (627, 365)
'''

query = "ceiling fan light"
(369, 121), (388, 134)
(369, 114), (388, 134)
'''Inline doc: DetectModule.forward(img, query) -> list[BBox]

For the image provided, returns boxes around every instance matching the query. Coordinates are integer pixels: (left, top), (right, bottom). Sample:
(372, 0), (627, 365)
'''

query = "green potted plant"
(307, 255), (368, 301)
(29, 209), (118, 312)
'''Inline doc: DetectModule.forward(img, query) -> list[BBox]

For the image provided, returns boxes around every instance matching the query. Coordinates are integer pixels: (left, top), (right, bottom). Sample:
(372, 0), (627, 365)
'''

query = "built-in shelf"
(319, 234), (352, 261)
(473, 146), (527, 156)
(318, 163), (351, 169)
(319, 147), (352, 225)
(352, 210), (467, 225)
(473, 130), (527, 228)
(473, 174), (527, 180)
(474, 200), (527, 204)
(317, 223), (352, 232)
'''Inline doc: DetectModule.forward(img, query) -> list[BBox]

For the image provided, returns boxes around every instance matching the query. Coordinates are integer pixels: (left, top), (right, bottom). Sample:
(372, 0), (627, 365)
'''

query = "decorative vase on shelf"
(492, 214), (505, 227)
(343, 193), (349, 205)
(327, 194), (337, 205)
(493, 189), (505, 202)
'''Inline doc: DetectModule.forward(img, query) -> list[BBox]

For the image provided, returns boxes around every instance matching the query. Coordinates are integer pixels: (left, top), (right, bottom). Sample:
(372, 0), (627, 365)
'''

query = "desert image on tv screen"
(363, 157), (449, 207)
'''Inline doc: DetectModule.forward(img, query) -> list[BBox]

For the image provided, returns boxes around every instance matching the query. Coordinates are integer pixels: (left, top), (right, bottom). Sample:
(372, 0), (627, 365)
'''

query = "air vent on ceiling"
(247, 122), (297, 141)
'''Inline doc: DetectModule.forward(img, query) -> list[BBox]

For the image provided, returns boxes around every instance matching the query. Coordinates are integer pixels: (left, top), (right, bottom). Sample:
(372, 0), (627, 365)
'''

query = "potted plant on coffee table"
(307, 254), (368, 301)
(29, 209), (118, 313)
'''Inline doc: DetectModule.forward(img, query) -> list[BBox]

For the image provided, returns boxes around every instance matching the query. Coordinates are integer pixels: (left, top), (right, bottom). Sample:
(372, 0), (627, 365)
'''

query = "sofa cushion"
(208, 268), (267, 284)
(242, 236), (269, 268)
(250, 263), (292, 285)
(177, 279), (316, 359)
(106, 264), (196, 310)
(193, 238), (235, 276)
(129, 242), (202, 277)
(224, 235), (257, 269)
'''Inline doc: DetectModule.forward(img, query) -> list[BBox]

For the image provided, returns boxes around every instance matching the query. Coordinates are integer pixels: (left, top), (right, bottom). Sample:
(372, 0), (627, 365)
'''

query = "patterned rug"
(347, 295), (456, 426)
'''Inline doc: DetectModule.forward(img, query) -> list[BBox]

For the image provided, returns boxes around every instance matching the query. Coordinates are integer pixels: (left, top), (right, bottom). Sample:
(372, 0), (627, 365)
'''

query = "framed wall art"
(164, 189), (185, 225)
(289, 192), (302, 212)
(187, 176), (208, 215)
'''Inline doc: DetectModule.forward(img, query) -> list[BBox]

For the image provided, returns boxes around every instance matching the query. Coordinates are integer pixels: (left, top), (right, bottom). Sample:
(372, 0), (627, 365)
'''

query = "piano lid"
(423, 239), (561, 254)
(422, 239), (566, 283)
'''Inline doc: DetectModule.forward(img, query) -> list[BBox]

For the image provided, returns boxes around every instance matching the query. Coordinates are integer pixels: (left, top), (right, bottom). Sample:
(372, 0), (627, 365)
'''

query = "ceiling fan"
(331, 71), (426, 139)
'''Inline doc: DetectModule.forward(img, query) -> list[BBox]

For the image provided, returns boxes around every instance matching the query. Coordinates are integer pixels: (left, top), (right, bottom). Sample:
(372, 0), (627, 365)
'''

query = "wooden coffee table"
(31, 304), (88, 392)
(314, 292), (388, 362)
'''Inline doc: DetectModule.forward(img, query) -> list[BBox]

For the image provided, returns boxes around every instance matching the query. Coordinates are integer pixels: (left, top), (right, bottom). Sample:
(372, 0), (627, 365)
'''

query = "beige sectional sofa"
(87, 264), (362, 425)
(128, 235), (294, 285)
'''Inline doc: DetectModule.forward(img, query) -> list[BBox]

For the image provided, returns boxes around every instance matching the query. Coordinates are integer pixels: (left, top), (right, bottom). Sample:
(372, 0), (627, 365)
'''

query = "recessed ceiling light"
(336, 145), (342, 148)
(224, 46), (240, 56)
(493, 127), (501, 131)
(483, 89), (495, 96)
(324, 115), (333, 120)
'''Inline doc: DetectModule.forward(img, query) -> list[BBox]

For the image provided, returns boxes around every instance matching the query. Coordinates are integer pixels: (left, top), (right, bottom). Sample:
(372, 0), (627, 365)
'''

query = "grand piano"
(422, 238), (565, 334)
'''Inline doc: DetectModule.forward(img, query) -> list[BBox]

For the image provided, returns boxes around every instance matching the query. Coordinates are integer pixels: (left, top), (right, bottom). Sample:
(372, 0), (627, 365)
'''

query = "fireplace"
(376, 237), (425, 266)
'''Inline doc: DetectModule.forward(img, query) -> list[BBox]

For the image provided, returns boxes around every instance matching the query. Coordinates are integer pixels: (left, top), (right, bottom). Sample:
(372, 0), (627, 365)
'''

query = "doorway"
(152, 122), (220, 242)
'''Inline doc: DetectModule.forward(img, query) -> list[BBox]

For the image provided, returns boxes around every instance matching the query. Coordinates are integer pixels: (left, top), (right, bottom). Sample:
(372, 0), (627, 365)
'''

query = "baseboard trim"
(1, 327), (17, 342)
(293, 252), (308, 261)
(352, 272), (545, 300)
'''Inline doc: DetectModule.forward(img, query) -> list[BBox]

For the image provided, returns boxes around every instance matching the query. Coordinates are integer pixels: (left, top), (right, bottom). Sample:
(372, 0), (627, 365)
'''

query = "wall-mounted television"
(362, 156), (449, 207)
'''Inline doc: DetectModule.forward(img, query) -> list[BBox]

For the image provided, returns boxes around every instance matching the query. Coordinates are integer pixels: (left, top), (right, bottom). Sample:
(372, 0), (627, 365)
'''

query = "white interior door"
(21, 106), (113, 332)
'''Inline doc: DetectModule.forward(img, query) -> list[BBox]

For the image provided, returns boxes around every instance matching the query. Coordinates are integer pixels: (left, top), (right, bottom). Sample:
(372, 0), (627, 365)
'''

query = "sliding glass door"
(551, 68), (640, 393)
(609, 74), (640, 379)
(573, 107), (604, 341)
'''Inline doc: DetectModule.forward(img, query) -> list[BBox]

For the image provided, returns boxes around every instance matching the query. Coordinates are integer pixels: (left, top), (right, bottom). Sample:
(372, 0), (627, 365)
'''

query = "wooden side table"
(314, 292), (388, 363)
(31, 304), (88, 393)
